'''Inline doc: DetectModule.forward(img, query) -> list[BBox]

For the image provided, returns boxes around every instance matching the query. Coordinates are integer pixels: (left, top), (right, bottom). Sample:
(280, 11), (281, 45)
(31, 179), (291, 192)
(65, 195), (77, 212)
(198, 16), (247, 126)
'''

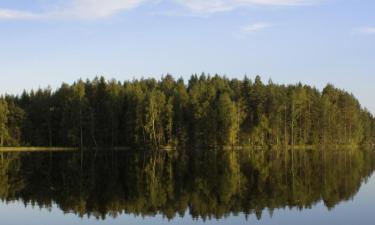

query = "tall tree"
(0, 100), (9, 147)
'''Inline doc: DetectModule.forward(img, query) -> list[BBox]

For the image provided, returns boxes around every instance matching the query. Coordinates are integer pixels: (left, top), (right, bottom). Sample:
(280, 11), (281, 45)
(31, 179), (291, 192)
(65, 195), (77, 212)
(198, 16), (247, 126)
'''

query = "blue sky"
(0, 0), (374, 113)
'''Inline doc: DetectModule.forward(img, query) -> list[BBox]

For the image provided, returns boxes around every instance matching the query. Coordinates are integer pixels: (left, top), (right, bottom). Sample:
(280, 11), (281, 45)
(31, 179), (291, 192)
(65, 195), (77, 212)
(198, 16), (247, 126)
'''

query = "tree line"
(0, 74), (374, 148)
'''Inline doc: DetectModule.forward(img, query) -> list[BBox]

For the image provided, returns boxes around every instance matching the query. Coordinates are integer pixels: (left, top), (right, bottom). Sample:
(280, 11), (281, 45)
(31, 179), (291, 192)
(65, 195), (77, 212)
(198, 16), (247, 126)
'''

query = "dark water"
(0, 149), (375, 225)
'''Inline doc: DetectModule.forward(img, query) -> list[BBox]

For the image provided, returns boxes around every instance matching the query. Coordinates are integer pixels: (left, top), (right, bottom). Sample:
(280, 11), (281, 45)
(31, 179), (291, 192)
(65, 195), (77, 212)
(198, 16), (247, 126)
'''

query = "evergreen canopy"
(0, 74), (374, 148)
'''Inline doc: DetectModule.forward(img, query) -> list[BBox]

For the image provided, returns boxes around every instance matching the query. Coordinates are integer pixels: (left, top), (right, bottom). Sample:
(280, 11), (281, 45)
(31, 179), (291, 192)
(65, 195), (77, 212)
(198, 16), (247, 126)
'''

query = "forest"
(0, 74), (374, 148)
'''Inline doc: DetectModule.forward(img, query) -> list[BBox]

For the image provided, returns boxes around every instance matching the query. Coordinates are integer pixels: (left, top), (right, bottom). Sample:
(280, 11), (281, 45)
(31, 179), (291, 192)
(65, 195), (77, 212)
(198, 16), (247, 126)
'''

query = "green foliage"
(0, 75), (373, 148)
(144, 89), (166, 146)
(0, 99), (9, 147)
(216, 93), (238, 145)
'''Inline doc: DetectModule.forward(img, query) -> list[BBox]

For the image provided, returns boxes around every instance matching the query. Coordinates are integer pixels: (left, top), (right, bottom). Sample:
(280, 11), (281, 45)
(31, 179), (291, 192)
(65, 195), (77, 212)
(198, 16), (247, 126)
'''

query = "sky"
(0, 0), (374, 113)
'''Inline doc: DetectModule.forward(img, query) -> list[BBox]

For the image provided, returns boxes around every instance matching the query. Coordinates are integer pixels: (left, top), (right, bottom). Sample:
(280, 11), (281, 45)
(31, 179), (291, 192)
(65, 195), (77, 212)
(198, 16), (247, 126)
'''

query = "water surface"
(0, 149), (374, 224)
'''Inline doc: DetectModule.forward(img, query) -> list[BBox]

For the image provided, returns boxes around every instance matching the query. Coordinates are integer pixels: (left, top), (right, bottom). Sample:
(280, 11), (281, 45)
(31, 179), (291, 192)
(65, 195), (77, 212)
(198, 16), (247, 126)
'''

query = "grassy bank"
(0, 147), (79, 152)
(222, 144), (363, 151)
(0, 144), (370, 152)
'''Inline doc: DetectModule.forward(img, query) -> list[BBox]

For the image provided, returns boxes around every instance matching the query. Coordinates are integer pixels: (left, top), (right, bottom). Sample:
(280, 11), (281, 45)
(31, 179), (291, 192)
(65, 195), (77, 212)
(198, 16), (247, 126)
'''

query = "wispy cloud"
(149, 10), (210, 18)
(0, 9), (40, 20)
(174, 0), (319, 13)
(354, 26), (375, 35)
(62, 0), (147, 19)
(236, 22), (271, 38)
(241, 22), (271, 32)
(0, 0), (318, 21)
(0, 0), (147, 20)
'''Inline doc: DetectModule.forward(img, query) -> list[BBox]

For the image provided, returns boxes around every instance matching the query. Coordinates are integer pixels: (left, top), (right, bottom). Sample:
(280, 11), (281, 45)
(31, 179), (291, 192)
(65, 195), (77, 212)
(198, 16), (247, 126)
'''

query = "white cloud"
(241, 22), (271, 33)
(236, 22), (271, 38)
(61, 0), (147, 19)
(355, 26), (375, 35)
(0, 9), (39, 20)
(0, 0), (318, 20)
(174, 0), (318, 13)
(0, 0), (147, 20)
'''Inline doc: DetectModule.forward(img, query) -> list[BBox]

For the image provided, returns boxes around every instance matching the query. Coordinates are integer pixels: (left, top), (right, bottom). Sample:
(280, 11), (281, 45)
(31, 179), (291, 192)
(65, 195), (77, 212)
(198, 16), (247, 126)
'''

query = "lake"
(0, 148), (374, 225)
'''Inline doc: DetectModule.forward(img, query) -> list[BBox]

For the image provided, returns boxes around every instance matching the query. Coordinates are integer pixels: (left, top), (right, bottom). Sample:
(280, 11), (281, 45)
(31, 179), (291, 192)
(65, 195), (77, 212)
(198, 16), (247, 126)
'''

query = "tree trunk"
(48, 122), (52, 147)
(291, 103), (295, 149)
(284, 105), (287, 147)
(80, 108), (84, 170)
(1, 131), (3, 165)
(80, 107), (83, 148)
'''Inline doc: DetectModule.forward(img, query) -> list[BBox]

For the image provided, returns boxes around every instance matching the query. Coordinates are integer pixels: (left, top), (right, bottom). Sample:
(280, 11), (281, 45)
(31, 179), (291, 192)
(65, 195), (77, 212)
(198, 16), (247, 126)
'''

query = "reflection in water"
(0, 149), (374, 221)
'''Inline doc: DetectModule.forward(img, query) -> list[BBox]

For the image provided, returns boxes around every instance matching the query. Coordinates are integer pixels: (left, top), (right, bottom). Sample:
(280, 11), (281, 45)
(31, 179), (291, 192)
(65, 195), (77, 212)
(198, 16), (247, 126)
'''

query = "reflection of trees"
(0, 153), (24, 200)
(0, 149), (374, 220)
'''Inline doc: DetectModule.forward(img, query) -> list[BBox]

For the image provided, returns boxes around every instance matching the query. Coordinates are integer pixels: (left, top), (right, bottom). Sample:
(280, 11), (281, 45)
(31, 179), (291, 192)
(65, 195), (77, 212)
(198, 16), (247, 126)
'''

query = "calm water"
(0, 149), (374, 225)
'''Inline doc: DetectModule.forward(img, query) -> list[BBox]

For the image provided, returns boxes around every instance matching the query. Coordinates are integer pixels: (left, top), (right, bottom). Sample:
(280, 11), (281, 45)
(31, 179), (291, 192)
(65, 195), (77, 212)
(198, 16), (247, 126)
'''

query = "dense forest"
(0, 75), (374, 148)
